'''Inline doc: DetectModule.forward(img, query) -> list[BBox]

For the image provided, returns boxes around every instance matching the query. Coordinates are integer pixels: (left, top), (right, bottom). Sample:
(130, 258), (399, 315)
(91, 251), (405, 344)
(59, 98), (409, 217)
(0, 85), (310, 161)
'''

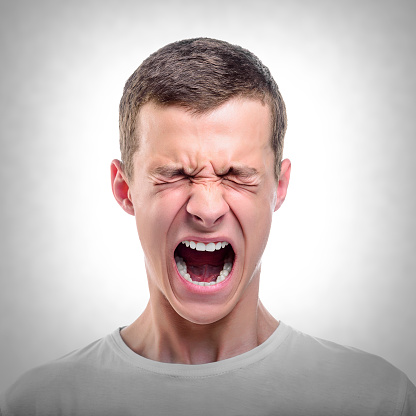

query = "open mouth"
(174, 240), (235, 286)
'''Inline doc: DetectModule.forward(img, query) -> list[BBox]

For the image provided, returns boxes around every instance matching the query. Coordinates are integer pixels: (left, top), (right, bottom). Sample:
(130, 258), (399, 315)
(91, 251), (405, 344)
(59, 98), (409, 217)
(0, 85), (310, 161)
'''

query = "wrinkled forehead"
(133, 98), (275, 179)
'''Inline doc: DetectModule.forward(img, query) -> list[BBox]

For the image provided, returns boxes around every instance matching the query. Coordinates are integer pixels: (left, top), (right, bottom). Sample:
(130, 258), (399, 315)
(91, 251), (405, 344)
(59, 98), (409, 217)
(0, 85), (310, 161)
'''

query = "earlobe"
(111, 159), (135, 215)
(274, 158), (291, 212)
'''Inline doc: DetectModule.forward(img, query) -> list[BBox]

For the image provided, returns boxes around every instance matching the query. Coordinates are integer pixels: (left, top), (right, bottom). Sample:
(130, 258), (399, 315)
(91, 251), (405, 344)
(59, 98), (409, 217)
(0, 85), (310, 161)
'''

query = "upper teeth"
(182, 240), (229, 251)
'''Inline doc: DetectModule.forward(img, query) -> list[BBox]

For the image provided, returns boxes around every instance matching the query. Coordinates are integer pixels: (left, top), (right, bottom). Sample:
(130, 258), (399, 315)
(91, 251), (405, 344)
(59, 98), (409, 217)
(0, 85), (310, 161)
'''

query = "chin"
(171, 300), (235, 326)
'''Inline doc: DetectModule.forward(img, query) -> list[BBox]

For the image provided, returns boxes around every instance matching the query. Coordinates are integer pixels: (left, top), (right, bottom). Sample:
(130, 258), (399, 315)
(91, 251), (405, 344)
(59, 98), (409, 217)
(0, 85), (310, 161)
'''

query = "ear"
(274, 158), (291, 212)
(111, 159), (135, 215)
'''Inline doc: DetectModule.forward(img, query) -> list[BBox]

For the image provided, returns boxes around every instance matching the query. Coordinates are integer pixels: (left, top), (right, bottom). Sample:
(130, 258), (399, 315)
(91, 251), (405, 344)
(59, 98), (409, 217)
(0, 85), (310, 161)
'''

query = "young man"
(2, 38), (415, 415)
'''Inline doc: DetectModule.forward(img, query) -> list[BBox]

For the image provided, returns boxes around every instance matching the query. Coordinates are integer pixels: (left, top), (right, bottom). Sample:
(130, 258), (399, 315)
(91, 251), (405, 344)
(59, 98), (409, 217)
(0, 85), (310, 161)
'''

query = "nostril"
(186, 190), (229, 228)
(189, 211), (225, 228)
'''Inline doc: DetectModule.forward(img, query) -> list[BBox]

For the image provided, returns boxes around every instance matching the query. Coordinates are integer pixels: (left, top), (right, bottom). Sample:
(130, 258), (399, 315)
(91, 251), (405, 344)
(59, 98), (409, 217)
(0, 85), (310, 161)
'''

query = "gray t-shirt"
(1, 322), (415, 415)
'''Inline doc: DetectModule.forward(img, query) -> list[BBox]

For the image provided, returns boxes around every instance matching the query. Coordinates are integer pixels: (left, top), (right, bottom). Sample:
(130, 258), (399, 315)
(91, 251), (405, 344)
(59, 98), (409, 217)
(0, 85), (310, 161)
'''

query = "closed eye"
(222, 166), (260, 187)
(221, 175), (260, 193)
(223, 177), (258, 186)
(154, 176), (188, 185)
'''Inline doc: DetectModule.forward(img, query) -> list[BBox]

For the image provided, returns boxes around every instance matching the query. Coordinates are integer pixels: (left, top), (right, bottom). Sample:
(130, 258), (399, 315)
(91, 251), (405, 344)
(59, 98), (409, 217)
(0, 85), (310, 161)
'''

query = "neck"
(120, 278), (278, 364)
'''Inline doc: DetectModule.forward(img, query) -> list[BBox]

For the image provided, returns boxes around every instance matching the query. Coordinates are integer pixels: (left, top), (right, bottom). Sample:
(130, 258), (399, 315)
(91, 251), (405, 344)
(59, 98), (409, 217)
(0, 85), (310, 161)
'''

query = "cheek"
(228, 187), (274, 228)
(228, 192), (274, 260)
(133, 189), (186, 253)
(248, 207), (273, 251)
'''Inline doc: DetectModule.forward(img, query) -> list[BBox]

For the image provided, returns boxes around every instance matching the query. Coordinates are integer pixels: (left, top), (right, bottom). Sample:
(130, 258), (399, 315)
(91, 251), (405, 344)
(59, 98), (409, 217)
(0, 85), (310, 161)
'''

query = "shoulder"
(282, 324), (401, 377)
(1, 332), (120, 416)
(276, 323), (416, 415)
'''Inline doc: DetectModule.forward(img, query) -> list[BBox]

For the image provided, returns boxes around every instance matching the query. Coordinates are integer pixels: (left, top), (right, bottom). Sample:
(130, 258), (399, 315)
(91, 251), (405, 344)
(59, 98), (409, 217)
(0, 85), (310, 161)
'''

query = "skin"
(111, 98), (291, 364)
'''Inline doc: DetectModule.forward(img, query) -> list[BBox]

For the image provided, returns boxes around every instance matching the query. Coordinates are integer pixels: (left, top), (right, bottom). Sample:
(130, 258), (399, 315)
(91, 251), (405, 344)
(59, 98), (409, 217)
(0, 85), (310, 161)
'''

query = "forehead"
(134, 98), (274, 173)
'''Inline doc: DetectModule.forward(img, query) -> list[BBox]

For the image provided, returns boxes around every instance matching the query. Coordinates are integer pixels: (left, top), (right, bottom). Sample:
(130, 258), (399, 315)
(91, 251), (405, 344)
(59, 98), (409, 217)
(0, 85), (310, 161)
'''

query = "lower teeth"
(175, 256), (232, 286)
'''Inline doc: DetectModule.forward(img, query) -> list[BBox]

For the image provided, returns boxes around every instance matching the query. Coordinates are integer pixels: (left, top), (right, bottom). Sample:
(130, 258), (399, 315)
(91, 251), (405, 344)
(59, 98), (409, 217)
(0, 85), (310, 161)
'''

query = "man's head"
(111, 38), (291, 326)
(119, 37), (287, 182)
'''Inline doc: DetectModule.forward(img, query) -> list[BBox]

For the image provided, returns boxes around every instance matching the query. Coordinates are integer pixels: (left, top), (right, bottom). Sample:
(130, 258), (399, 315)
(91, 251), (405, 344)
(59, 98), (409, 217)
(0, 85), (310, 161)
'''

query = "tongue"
(187, 264), (223, 282)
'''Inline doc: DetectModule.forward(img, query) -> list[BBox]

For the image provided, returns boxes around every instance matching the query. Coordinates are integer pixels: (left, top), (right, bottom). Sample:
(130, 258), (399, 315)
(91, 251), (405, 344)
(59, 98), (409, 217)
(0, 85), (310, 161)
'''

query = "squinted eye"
(155, 177), (187, 185)
(223, 177), (257, 187)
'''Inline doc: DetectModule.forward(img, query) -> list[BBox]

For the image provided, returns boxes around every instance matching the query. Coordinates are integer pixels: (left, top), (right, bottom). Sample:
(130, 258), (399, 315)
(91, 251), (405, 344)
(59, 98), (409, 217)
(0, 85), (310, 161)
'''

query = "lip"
(172, 235), (237, 292)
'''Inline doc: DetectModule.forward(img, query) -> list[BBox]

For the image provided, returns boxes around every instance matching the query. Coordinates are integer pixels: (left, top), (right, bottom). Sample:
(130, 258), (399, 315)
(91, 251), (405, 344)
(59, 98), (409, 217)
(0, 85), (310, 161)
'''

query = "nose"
(186, 182), (229, 228)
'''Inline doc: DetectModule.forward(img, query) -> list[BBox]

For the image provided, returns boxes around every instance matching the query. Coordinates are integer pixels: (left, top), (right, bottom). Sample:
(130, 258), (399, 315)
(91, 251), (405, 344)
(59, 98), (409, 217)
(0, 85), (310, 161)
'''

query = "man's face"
(116, 98), (289, 325)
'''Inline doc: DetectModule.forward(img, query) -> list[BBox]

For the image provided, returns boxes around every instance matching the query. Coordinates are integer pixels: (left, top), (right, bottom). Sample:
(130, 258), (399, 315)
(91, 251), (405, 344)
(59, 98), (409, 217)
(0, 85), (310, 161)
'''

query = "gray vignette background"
(1, 0), (415, 392)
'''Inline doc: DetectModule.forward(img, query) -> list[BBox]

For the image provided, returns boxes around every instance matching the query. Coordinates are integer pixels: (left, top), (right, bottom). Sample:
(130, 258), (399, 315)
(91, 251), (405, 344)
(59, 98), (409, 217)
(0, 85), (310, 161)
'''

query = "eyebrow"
(226, 166), (259, 178)
(151, 166), (187, 178)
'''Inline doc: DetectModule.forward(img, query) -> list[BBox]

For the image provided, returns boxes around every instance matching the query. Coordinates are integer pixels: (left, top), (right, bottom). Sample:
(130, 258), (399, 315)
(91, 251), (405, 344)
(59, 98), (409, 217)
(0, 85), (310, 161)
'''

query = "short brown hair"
(119, 38), (287, 180)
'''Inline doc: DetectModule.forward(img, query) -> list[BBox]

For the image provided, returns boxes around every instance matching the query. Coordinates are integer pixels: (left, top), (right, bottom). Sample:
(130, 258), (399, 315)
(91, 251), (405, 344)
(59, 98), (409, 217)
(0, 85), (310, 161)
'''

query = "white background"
(1, 0), (415, 392)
